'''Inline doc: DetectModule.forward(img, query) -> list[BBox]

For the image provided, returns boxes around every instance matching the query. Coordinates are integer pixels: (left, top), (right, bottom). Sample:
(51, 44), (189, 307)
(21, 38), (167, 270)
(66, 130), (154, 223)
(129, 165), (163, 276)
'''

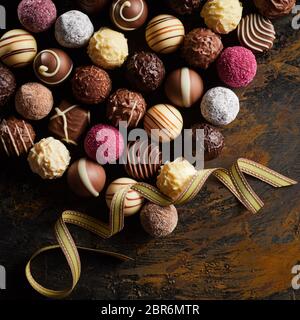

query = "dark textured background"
(0, 0), (300, 300)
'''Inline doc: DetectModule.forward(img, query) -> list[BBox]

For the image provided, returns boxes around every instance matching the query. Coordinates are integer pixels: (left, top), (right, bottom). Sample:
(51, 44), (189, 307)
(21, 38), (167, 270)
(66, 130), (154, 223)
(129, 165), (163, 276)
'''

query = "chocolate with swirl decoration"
(33, 48), (73, 85)
(110, 0), (148, 31)
(237, 14), (276, 53)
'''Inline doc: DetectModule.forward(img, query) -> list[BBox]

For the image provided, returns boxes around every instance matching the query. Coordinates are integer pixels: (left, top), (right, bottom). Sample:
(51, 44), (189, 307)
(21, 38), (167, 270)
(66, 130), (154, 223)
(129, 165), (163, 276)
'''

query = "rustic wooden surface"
(0, 1), (300, 300)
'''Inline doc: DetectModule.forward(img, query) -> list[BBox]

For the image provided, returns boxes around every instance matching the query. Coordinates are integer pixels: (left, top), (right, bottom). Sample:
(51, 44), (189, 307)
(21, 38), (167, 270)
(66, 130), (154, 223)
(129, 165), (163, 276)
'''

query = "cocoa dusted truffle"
(126, 52), (165, 93)
(71, 66), (112, 105)
(191, 123), (225, 161)
(182, 28), (223, 69)
(253, 0), (296, 19)
(0, 117), (36, 157)
(140, 203), (178, 238)
(166, 0), (202, 15)
(0, 64), (16, 108)
(107, 89), (146, 128)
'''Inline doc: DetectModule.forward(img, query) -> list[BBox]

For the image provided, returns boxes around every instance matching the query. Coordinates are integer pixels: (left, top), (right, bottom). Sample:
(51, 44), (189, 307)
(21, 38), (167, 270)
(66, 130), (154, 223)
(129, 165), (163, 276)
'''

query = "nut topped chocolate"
(0, 63), (16, 108)
(166, 0), (202, 15)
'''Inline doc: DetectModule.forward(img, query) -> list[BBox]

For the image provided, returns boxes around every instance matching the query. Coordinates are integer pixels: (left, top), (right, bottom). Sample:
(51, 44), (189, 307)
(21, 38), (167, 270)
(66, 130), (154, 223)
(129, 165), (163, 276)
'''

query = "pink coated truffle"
(217, 46), (257, 88)
(84, 124), (124, 165)
(18, 0), (57, 33)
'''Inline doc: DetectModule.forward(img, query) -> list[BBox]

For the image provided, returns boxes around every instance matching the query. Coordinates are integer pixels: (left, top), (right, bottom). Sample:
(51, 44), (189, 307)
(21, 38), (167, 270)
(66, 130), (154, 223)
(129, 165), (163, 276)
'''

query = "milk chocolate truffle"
(48, 101), (90, 145)
(0, 64), (16, 108)
(166, 0), (202, 15)
(15, 82), (54, 120)
(28, 137), (71, 179)
(125, 139), (162, 180)
(126, 52), (165, 93)
(165, 68), (204, 108)
(191, 123), (224, 161)
(140, 203), (178, 238)
(253, 0), (296, 19)
(110, 0), (148, 31)
(33, 49), (73, 85)
(182, 28), (223, 69)
(67, 158), (106, 197)
(107, 89), (146, 128)
(157, 158), (197, 200)
(71, 66), (112, 105)
(77, 0), (109, 14)
(0, 117), (36, 157)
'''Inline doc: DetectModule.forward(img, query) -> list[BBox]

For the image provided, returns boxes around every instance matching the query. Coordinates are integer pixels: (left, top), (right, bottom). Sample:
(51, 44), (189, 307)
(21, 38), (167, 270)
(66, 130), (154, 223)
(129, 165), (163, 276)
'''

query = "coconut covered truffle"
(140, 203), (178, 237)
(0, 64), (16, 108)
(55, 10), (94, 48)
(28, 137), (71, 179)
(15, 82), (53, 120)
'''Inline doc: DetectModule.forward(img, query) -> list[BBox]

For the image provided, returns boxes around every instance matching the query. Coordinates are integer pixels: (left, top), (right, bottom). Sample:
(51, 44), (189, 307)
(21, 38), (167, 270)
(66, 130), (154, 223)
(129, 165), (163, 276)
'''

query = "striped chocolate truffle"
(0, 29), (37, 68)
(67, 158), (106, 198)
(143, 104), (183, 143)
(237, 14), (276, 53)
(164, 68), (204, 108)
(125, 139), (162, 181)
(145, 14), (185, 54)
(105, 177), (144, 216)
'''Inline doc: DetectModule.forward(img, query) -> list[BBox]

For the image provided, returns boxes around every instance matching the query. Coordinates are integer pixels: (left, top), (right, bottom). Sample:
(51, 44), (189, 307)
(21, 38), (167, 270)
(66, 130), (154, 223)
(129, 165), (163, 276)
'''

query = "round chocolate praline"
(166, 0), (202, 15)
(77, 0), (110, 14)
(253, 0), (296, 19)
(33, 49), (73, 85)
(110, 0), (148, 31)
(0, 64), (16, 108)
(126, 51), (165, 93)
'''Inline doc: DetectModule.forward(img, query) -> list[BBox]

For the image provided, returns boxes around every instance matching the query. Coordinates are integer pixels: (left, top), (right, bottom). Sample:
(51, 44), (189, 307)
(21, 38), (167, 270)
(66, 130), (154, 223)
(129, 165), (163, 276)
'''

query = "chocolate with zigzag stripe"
(237, 14), (276, 53)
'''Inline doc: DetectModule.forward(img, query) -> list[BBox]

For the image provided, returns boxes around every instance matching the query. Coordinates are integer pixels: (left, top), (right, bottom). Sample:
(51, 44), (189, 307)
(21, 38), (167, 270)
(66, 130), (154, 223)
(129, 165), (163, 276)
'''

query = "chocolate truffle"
(200, 87), (240, 126)
(0, 64), (16, 108)
(110, 0), (148, 31)
(165, 68), (204, 108)
(0, 29), (37, 68)
(140, 203), (178, 237)
(146, 14), (185, 54)
(67, 158), (106, 197)
(126, 52), (165, 93)
(84, 124), (124, 164)
(18, 0), (57, 33)
(105, 177), (144, 216)
(77, 0), (109, 14)
(28, 137), (71, 179)
(191, 123), (224, 161)
(237, 14), (276, 53)
(15, 82), (54, 120)
(71, 66), (112, 105)
(182, 28), (223, 69)
(107, 89), (146, 128)
(253, 0), (296, 19)
(201, 0), (243, 34)
(55, 10), (94, 48)
(48, 101), (90, 145)
(0, 117), (36, 157)
(33, 49), (73, 85)
(87, 27), (128, 70)
(166, 0), (202, 15)
(157, 158), (197, 200)
(125, 139), (162, 180)
(144, 104), (183, 143)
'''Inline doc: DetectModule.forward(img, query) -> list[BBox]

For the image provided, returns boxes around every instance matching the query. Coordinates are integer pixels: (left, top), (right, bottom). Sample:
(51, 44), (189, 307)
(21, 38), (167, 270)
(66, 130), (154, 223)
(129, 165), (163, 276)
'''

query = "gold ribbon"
(25, 158), (297, 299)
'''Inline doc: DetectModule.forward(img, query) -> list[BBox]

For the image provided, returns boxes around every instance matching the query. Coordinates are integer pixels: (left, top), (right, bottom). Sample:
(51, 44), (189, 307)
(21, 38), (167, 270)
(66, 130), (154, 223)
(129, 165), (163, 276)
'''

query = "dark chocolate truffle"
(191, 123), (224, 161)
(48, 100), (90, 145)
(0, 64), (16, 108)
(125, 139), (162, 180)
(182, 28), (223, 69)
(166, 0), (202, 15)
(67, 158), (106, 197)
(126, 52), (165, 93)
(107, 89), (146, 128)
(33, 48), (73, 85)
(253, 0), (296, 19)
(77, 0), (109, 14)
(71, 66), (112, 105)
(0, 117), (36, 157)
(140, 203), (178, 238)
(110, 0), (148, 31)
